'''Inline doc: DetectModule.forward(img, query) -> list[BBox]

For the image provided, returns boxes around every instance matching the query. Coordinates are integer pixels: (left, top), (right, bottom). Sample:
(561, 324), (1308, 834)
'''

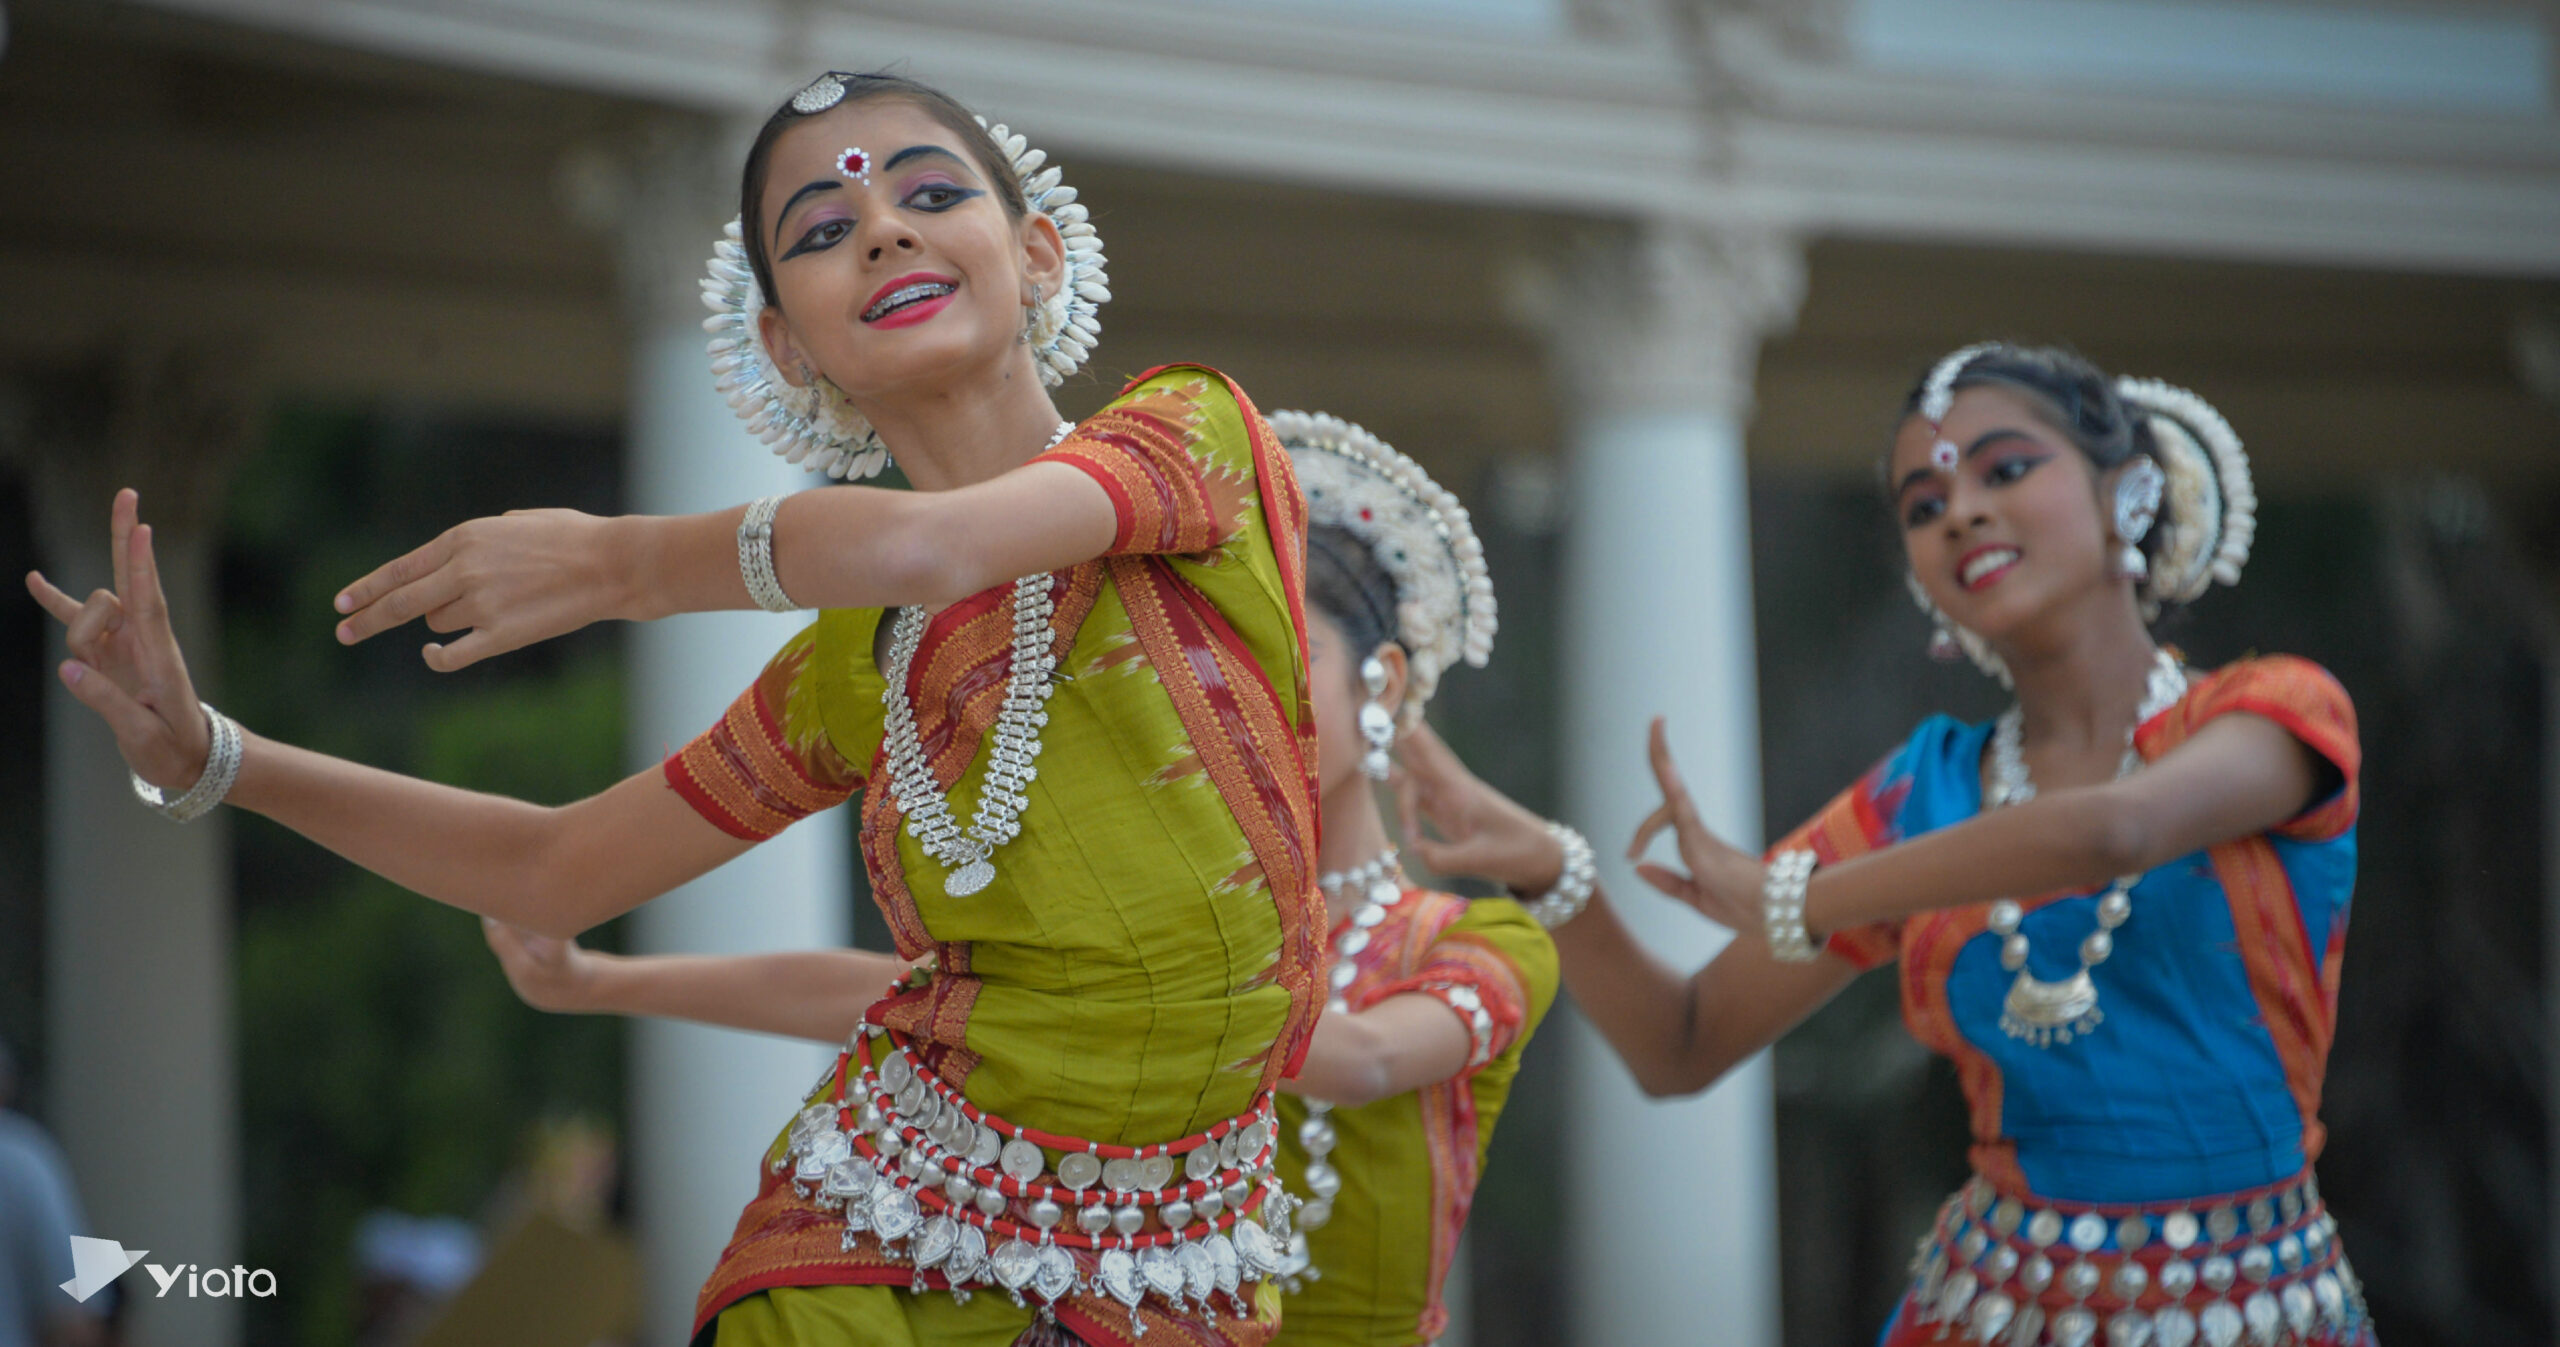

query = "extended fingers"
(1632, 860), (1700, 902)
(345, 570), (468, 645)
(1627, 798), (1675, 862)
(421, 627), (513, 673)
(26, 571), (84, 624)
(1395, 720), (1469, 784)
(109, 489), (137, 601)
(1646, 717), (1693, 801)
(126, 521), (170, 630)
(335, 536), (456, 640)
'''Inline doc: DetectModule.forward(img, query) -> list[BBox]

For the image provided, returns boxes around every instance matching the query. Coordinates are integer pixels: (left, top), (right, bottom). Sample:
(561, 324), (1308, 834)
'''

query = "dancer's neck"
(2000, 588), (2163, 753)
(862, 354), (1068, 492)
(1316, 781), (1400, 931)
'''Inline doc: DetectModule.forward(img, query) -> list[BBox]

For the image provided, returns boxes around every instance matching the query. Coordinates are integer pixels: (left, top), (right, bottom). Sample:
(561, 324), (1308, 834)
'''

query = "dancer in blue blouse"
(1397, 343), (2373, 1347)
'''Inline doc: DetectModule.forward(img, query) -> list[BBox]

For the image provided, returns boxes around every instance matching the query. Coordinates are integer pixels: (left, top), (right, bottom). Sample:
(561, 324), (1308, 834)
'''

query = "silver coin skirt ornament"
(778, 1013), (1302, 1334)
(1267, 410), (1495, 731)
(1903, 1172), (2371, 1347)
(701, 86), (1109, 480)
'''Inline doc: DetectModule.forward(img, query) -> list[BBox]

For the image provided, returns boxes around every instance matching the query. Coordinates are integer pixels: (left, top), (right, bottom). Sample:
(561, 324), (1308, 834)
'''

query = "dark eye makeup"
(902, 180), (979, 211)
(780, 217), (854, 260)
(776, 180), (984, 263)
(1897, 440), (2052, 528)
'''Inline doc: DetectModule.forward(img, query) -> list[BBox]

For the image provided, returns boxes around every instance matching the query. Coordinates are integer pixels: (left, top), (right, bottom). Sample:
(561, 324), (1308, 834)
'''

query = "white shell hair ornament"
(1269, 409), (1497, 728)
(699, 76), (1110, 480)
(2115, 376), (2255, 610)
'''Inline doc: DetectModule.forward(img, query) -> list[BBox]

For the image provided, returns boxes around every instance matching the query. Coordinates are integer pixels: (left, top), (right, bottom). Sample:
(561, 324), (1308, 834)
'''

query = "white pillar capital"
(1519, 221), (1804, 421)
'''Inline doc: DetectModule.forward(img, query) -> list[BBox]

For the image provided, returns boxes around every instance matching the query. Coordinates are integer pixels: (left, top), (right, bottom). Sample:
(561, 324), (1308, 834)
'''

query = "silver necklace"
(877, 421), (1075, 897)
(1982, 650), (2187, 1046)
(1283, 847), (1401, 1273)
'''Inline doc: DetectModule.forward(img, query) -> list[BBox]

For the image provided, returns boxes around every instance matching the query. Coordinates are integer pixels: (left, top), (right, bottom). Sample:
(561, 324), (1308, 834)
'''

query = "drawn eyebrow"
(772, 180), (842, 246)
(883, 144), (965, 173)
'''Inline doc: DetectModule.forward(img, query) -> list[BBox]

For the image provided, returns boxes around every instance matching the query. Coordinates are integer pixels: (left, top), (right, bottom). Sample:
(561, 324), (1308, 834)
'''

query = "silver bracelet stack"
(1762, 848), (1820, 961)
(738, 493), (800, 614)
(1524, 821), (1596, 930)
(131, 703), (243, 823)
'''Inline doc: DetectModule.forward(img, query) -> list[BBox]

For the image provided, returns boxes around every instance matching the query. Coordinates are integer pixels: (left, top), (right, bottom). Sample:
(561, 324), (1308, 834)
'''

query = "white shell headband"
(1269, 410), (1497, 727)
(701, 75), (1110, 480)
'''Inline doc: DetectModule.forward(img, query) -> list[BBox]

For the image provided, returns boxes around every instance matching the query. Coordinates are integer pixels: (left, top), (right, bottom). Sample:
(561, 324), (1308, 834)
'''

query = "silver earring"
(1357, 656), (1395, 781)
(1019, 282), (1043, 345)
(2112, 457), (2165, 582)
(1927, 624), (1962, 662)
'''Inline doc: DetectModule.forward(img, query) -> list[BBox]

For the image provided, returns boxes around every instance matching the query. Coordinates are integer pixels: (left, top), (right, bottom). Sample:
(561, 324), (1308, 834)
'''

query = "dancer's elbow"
(2080, 793), (2156, 879)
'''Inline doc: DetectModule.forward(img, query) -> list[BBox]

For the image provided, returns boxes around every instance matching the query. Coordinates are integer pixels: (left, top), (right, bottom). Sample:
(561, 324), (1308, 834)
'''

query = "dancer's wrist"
(609, 514), (672, 622)
(553, 946), (615, 1012)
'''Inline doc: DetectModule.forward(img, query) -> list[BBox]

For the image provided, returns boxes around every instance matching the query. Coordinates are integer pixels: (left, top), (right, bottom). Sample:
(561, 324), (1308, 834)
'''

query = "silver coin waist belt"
(1908, 1170), (2372, 1347)
(777, 1024), (1300, 1335)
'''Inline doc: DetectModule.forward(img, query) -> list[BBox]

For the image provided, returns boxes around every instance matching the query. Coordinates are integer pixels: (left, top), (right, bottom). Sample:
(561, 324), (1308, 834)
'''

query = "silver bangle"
(1763, 848), (1820, 962)
(131, 703), (242, 823)
(1525, 821), (1596, 930)
(738, 493), (800, 614)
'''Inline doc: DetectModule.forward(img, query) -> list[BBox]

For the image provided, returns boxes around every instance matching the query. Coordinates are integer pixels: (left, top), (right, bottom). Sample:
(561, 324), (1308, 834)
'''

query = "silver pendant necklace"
(877, 421), (1075, 897)
(1982, 649), (2186, 1047)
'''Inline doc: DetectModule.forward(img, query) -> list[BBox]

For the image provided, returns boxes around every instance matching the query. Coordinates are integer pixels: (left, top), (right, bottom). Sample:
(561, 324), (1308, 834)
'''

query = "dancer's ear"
(759, 308), (815, 389)
(1019, 210), (1068, 304)
(1366, 642), (1410, 720)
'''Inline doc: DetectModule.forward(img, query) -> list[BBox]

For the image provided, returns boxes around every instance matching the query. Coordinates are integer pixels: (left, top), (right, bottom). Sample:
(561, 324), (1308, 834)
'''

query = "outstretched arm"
(1394, 723), (1857, 1097)
(482, 922), (906, 1042)
(331, 460), (1117, 671)
(29, 490), (757, 939)
(1618, 713), (2324, 941)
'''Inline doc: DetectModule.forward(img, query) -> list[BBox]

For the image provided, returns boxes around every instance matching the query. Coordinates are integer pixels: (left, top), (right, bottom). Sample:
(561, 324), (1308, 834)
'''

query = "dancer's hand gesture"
(1627, 717), (1764, 932)
(482, 917), (600, 1013)
(1394, 722), (1564, 894)
(25, 489), (214, 793)
(333, 508), (629, 671)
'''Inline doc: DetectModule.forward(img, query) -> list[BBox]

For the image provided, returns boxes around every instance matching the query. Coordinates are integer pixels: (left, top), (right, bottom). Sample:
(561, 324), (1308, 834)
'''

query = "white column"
(34, 351), (253, 1347)
(1531, 223), (1805, 1346)
(610, 118), (853, 1347)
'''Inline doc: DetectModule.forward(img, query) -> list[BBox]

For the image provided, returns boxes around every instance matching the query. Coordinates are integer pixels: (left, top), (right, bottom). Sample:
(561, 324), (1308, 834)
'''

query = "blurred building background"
(1, 0), (2555, 1344)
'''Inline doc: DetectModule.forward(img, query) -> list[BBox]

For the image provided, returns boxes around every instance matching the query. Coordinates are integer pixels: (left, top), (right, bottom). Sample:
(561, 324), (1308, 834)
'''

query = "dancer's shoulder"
(2146, 653), (2357, 767)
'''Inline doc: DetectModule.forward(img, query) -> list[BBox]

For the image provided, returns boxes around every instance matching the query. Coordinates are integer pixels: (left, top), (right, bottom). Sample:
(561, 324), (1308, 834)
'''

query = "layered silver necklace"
(1981, 649), (2187, 1047)
(1275, 848), (1402, 1285)
(877, 421), (1076, 898)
